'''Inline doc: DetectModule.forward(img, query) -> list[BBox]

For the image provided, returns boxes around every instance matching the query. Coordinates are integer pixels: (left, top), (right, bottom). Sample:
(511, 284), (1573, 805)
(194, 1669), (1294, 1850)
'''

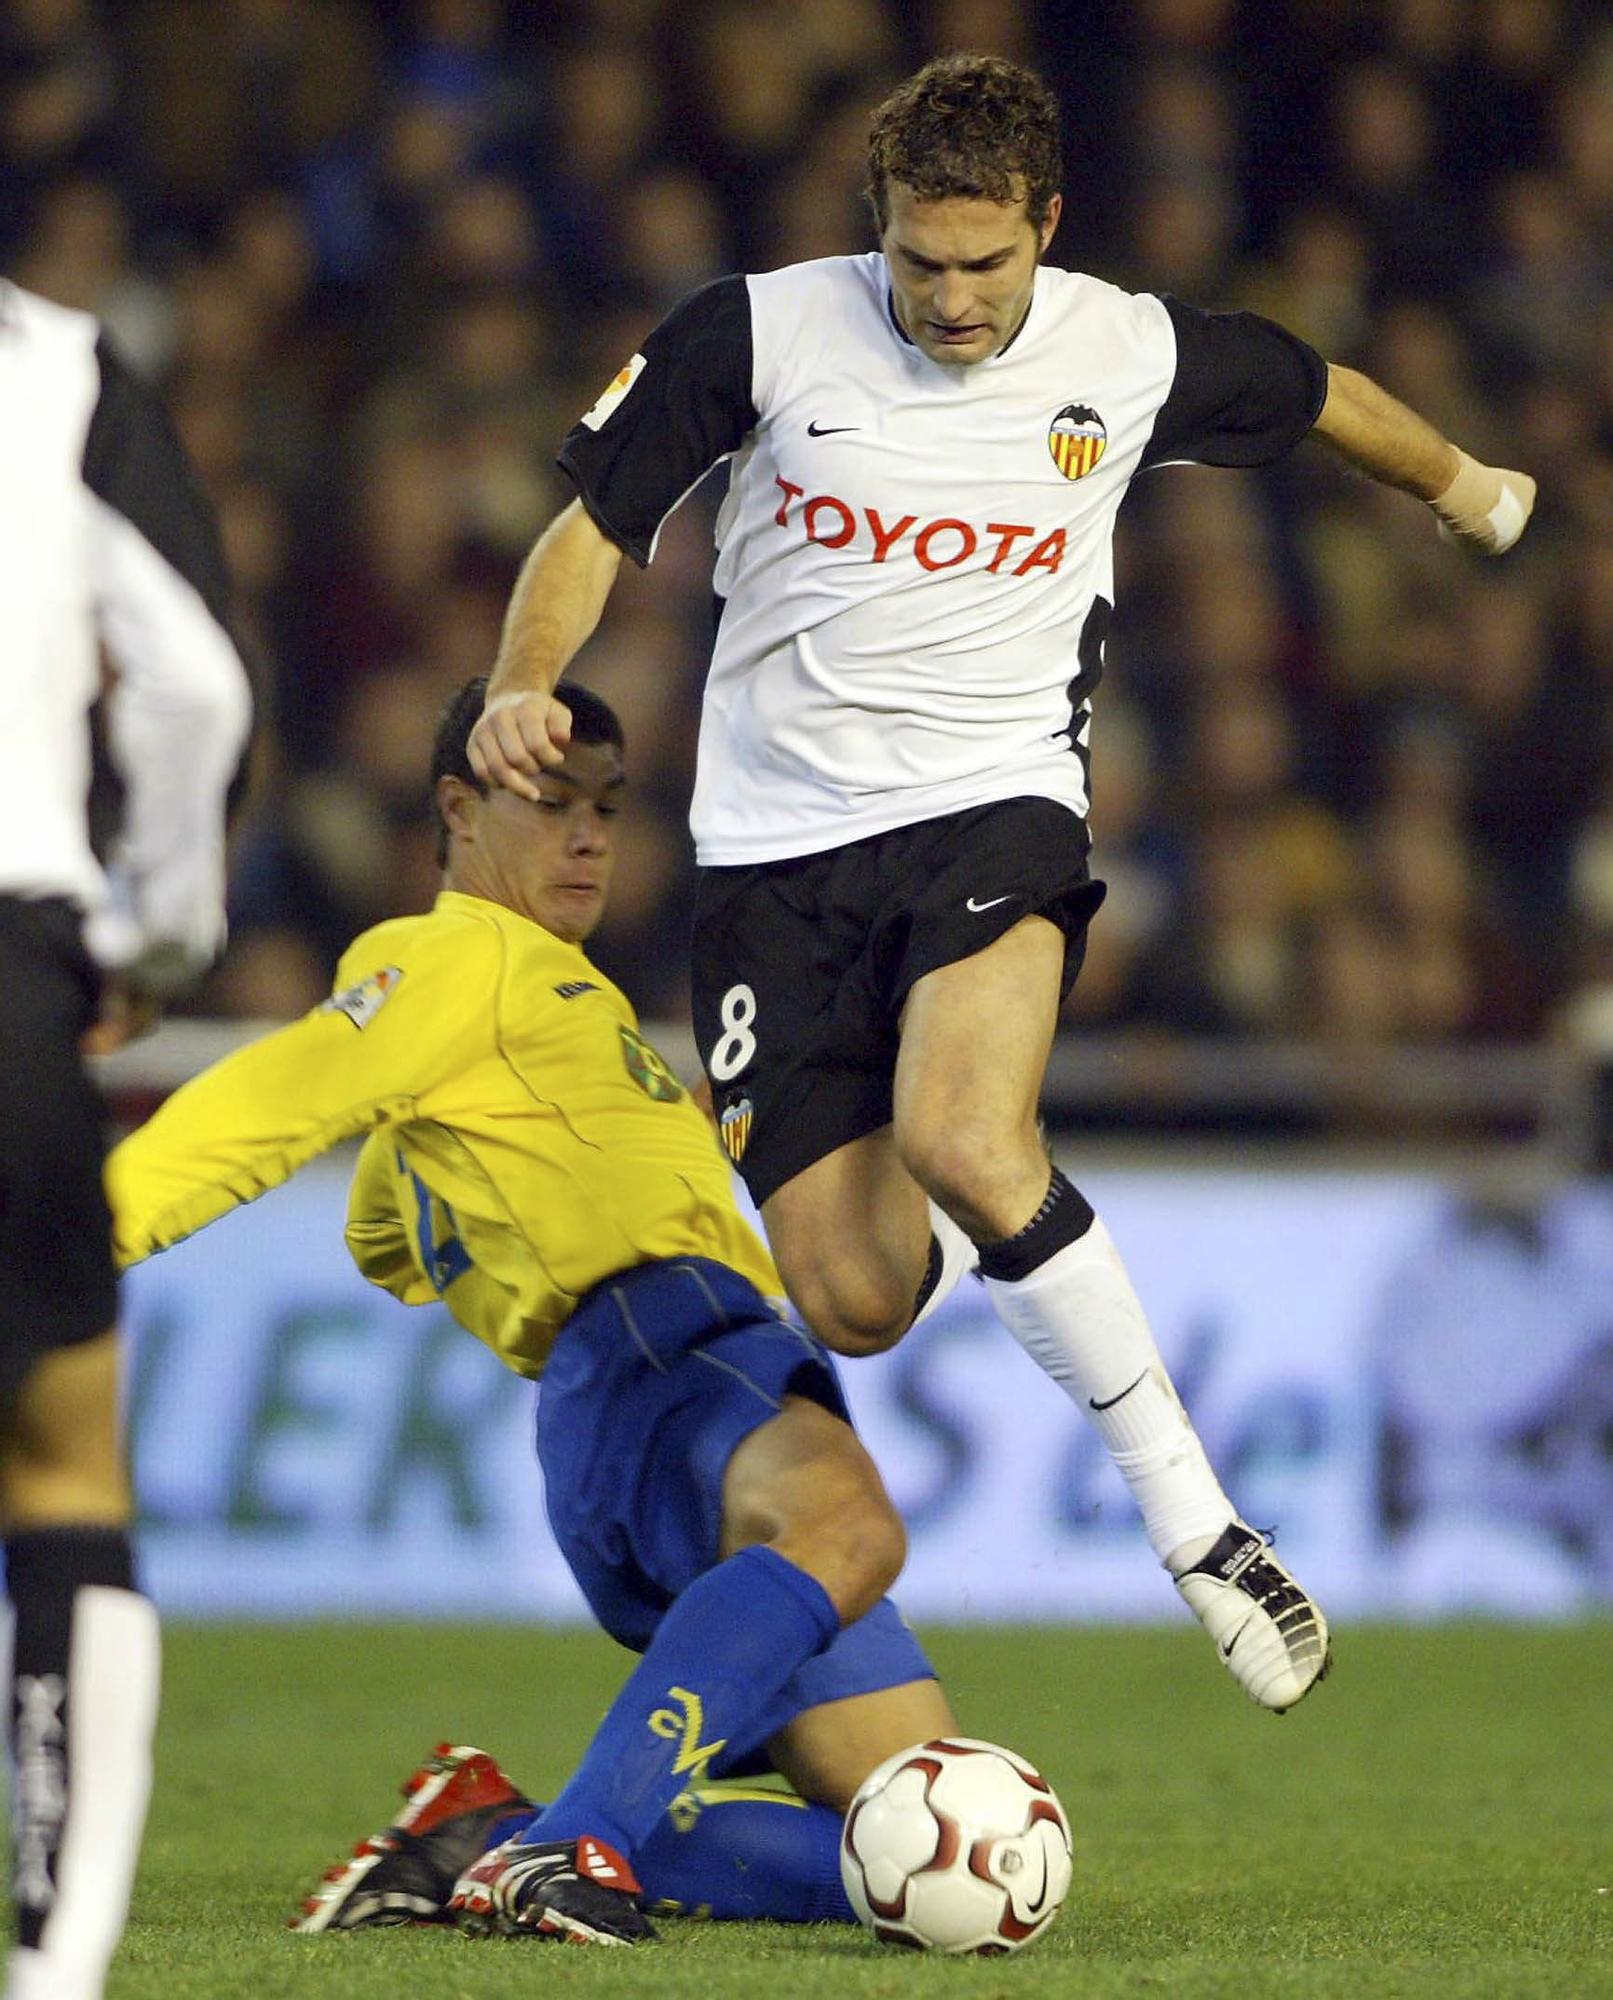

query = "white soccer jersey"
(561, 253), (1326, 866)
(0, 282), (251, 967)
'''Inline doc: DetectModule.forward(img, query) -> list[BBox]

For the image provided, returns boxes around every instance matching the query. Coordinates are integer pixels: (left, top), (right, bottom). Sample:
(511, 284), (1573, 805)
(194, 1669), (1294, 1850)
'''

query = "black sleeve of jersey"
(1140, 296), (1328, 471)
(83, 336), (253, 812)
(557, 275), (757, 567)
(82, 335), (235, 633)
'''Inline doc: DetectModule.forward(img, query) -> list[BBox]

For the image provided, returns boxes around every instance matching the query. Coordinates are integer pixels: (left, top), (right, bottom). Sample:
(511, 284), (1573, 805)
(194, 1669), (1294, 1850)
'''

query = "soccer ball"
(839, 1736), (1072, 1954)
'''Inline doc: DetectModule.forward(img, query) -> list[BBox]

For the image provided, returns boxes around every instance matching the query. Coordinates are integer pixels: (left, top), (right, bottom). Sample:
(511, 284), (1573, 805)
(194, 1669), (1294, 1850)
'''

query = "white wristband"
(1430, 451), (1537, 554)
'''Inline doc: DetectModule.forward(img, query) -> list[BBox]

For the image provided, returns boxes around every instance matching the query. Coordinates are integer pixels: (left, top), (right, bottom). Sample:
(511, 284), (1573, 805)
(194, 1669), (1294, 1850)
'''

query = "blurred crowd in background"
(5, 0), (1613, 1053)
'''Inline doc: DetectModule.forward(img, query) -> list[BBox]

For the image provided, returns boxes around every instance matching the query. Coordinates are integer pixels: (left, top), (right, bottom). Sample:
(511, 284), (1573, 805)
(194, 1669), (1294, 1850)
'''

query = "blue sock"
(636, 1783), (855, 1922)
(480, 1783), (854, 1924)
(519, 1545), (839, 1858)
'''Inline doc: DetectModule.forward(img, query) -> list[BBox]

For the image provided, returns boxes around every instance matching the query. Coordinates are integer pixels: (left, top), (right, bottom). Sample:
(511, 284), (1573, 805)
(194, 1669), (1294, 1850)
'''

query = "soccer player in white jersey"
(0, 280), (252, 2000)
(467, 55), (1536, 1714)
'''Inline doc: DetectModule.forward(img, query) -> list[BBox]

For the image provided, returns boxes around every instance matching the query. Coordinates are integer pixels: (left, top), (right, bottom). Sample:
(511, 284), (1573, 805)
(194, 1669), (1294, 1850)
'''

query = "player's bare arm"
(1310, 362), (1536, 554)
(471, 499), (624, 799)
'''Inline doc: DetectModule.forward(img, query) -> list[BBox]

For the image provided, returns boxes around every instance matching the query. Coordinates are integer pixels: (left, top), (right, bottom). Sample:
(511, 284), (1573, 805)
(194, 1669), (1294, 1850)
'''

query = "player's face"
(444, 738), (623, 944)
(881, 182), (1062, 368)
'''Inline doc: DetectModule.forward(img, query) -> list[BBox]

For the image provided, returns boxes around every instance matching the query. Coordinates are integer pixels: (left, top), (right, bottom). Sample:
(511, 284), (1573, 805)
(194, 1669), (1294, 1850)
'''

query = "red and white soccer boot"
(291, 1742), (531, 1932)
(449, 1833), (656, 1945)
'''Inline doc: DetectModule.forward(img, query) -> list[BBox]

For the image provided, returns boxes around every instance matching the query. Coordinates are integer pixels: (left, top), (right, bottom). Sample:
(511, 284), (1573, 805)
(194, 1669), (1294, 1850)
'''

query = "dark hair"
(430, 674), (624, 864)
(865, 55), (1063, 232)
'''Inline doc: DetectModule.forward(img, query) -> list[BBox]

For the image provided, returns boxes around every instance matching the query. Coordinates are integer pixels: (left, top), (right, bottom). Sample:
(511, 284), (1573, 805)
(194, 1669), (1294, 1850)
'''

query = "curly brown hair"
(865, 54), (1063, 231)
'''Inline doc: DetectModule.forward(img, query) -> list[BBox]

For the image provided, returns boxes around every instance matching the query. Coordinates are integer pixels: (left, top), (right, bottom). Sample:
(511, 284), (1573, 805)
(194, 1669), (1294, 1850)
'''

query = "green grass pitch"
(111, 1621), (1611, 1998)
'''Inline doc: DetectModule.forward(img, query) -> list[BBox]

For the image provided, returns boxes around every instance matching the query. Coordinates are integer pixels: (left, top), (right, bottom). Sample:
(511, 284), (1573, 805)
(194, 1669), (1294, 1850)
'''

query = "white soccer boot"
(1173, 1522), (1331, 1712)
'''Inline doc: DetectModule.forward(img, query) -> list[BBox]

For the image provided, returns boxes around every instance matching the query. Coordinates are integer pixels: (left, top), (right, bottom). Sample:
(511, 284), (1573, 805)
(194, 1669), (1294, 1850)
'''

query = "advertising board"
(124, 1159), (1613, 1619)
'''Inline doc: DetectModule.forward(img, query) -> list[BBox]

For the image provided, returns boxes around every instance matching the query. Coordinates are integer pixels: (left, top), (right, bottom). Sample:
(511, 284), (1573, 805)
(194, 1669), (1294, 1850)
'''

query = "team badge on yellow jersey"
(618, 1025), (683, 1102)
(321, 965), (403, 1029)
(1048, 403), (1107, 480)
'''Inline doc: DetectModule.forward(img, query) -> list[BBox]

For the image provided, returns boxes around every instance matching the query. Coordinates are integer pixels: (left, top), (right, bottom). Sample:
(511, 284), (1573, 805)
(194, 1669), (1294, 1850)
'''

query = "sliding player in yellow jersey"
(109, 677), (959, 1946)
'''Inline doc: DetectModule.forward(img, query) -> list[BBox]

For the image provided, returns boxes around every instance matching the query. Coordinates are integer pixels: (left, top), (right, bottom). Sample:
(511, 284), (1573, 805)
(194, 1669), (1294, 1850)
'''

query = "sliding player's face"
(448, 738), (623, 944)
(881, 181), (1062, 368)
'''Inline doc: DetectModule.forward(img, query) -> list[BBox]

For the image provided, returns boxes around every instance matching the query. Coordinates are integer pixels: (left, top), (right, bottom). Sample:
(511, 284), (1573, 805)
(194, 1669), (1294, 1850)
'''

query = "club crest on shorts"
(1048, 403), (1107, 480)
(321, 965), (403, 1029)
(718, 1095), (753, 1165)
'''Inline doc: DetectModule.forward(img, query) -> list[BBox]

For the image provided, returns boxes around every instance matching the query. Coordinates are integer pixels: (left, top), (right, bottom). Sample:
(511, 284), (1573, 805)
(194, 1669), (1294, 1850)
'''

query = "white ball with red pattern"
(839, 1736), (1072, 1955)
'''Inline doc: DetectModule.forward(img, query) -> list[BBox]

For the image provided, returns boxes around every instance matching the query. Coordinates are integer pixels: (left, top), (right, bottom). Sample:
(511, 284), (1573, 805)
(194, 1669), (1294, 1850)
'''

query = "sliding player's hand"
(469, 689), (573, 799)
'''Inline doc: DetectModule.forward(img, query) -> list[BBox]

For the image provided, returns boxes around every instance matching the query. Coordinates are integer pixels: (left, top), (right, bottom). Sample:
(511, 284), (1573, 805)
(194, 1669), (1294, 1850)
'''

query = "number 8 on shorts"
(708, 982), (757, 1081)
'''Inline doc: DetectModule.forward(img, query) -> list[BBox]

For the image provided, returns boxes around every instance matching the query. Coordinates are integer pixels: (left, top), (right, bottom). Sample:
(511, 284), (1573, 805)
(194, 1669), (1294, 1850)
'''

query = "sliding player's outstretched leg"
(446, 1529), (849, 1943)
(452, 1392), (908, 1936)
(292, 1747), (875, 1933)
(293, 1671), (955, 1933)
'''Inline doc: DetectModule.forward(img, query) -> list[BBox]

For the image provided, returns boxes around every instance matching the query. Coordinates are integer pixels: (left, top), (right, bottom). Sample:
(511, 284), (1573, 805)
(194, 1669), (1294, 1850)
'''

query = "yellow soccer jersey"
(109, 891), (782, 1377)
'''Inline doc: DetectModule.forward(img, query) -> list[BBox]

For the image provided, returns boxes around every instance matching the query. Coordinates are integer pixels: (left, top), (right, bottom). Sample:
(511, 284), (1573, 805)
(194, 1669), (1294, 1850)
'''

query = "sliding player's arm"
(107, 922), (501, 1265)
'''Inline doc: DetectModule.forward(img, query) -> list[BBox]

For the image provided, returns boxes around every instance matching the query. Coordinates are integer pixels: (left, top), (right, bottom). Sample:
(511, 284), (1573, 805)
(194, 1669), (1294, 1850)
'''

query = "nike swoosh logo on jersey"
(806, 421), (859, 435)
(1089, 1368), (1148, 1412)
(965, 893), (1014, 912)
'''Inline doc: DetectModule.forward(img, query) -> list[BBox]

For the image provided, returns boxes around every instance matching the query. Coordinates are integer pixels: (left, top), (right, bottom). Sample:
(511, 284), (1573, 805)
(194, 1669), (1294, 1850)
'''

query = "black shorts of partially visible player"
(690, 798), (1106, 1208)
(0, 897), (117, 1396)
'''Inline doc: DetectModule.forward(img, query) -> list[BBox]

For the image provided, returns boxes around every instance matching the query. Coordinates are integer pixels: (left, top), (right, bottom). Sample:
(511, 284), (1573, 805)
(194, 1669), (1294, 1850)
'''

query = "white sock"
(982, 1217), (1235, 1565)
(911, 1201), (980, 1329)
(5, 1588), (160, 2000)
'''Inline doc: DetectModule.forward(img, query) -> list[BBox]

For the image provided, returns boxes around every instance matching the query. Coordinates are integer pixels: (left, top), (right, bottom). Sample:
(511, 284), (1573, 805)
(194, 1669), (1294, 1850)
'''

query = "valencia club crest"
(719, 1094), (753, 1164)
(1048, 403), (1107, 480)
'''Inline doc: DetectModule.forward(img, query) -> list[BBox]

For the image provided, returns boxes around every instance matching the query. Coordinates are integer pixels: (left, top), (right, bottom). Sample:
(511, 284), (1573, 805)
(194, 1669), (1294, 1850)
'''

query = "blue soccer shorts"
(534, 1256), (933, 1768)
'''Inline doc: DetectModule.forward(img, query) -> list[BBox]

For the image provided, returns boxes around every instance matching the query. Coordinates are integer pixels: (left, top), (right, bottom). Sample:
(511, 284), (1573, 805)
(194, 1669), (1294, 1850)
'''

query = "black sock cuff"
(976, 1169), (1095, 1283)
(5, 1525), (136, 1602)
(5, 1527), (140, 1950)
(908, 1234), (946, 1325)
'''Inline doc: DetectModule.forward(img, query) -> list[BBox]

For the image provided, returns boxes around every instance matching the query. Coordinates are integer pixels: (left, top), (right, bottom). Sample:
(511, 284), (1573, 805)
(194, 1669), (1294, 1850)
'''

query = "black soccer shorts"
(0, 897), (118, 1394)
(690, 798), (1105, 1207)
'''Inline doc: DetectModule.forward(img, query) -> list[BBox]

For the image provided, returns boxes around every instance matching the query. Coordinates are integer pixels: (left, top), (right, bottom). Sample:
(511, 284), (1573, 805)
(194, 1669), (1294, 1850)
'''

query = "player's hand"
(81, 978), (159, 1056)
(468, 689), (573, 799)
(1429, 451), (1536, 554)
